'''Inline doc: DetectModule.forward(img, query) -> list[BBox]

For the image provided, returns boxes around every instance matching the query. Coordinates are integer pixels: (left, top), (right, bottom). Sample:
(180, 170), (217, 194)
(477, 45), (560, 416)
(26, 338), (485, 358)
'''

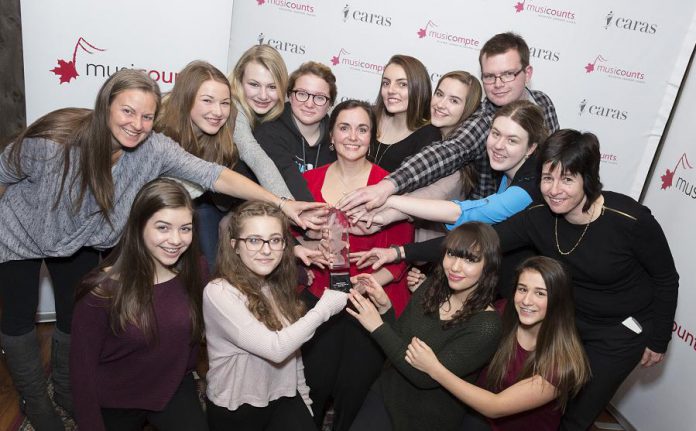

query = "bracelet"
(390, 245), (402, 263)
(278, 196), (289, 211)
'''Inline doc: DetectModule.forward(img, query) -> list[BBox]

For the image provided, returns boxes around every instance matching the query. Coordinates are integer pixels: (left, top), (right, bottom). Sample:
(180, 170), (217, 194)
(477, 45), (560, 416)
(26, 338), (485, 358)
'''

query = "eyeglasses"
(481, 68), (525, 85)
(236, 237), (286, 251)
(291, 90), (330, 106)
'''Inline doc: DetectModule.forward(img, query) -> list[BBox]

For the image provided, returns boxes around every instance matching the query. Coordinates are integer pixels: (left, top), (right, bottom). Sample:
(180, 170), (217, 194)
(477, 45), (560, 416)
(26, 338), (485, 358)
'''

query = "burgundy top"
(303, 163), (414, 315)
(70, 276), (198, 431)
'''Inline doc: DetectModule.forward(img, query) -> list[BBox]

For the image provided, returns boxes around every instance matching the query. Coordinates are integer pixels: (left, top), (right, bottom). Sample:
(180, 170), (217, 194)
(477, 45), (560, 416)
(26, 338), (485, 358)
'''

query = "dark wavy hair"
(538, 129), (603, 212)
(215, 201), (305, 331)
(76, 178), (203, 343)
(487, 256), (590, 411)
(422, 222), (500, 328)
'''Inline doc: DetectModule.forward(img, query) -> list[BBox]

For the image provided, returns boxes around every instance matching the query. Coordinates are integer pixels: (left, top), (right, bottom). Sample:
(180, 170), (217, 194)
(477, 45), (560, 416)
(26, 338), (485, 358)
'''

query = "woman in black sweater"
(493, 129), (679, 430)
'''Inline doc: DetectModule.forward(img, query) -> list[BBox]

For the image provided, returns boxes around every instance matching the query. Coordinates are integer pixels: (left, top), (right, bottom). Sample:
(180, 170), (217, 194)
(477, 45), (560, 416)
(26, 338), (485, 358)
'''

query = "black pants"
(301, 290), (386, 431)
(101, 373), (207, 431)
(561, 318), (649, 431)
(0, 247), (100, 335)
(348, 387), (392, 431)
(206, 393), (316, 431)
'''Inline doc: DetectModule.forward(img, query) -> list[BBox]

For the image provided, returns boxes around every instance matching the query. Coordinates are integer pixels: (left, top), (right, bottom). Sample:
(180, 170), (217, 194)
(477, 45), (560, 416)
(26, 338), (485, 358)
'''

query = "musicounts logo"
(416, 20), (480, 50)
(674, 321), (696, 354)
(50, 37), (178, 86)
(256, 0), (316, 16)
(603, 10), (657, 34)
(330, 48), (384, 75)
(341, 4), (392, 26)
(660, 153), (695, 200)
(256, 33), (306, 55)
(50, 37), (105, 84)
(578, 99), (628, 120)
(584, 54), (645, 83)
(513, 0), (576, 24)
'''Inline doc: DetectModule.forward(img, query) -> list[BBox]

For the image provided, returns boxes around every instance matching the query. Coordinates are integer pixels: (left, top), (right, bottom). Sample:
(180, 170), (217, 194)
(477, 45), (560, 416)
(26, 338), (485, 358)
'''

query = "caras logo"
(330, 48), (383, 75)
(50, 37), (105, 84)
(660, 153), (693, 195)
(513, 0), (575, 24)
(578, 99), (628, 120)
(341, 4), (392, 27)
(256, 0), (316, 16)
(529, 45), (560, 62)
(604, 10), (657, 34)
(584, 54), (645, 83)
(257, 33), (306, 54)
(416, 20), (479, 50)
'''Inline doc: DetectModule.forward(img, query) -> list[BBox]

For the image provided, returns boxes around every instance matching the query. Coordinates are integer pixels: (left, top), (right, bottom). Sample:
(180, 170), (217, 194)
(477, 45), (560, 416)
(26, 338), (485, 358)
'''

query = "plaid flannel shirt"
(386, 89), (559, 199)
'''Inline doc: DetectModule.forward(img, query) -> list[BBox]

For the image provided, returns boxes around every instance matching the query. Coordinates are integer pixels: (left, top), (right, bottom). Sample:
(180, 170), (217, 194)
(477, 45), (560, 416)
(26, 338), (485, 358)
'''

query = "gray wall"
(0, 0), (25, 143)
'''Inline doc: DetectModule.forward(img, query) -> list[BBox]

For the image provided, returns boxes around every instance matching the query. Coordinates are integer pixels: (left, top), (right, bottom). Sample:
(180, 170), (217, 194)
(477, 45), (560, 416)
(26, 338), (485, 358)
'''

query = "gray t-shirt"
(0, 132), (224, 262)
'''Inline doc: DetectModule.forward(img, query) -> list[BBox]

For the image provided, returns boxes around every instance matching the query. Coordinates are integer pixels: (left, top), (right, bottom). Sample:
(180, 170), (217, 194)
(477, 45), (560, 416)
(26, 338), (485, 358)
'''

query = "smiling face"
(332, 107), (372, 163)
(242, 61), (280, 115)
(108, 89), (157, 150)
(289, 73), (331, 127)
(514, 268), (548, 330)
(380, 63), (409, 115)
(143, 207), (193, 276)
(190, 80), (231, 135)
(481, 49), (532, 107)
(442, 250), (484, 297)
(486, 115), (536, 178)
(430, 77), (469, 136)
(540, 162), (587, 220)
(233, 215), (284, 278)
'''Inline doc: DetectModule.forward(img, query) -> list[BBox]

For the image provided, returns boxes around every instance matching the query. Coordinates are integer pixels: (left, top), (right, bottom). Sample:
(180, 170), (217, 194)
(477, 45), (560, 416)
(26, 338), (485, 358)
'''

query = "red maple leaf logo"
(585, 63), (595, 73)
(514, 1), (525, 12)
(417, 28), (426, 38)
(257, 0), (265, 4)
(660, 169), (674, 189)
(49, 37), (105, 84)
(50, 59), (79, 84)
(331, 55), (340, 66)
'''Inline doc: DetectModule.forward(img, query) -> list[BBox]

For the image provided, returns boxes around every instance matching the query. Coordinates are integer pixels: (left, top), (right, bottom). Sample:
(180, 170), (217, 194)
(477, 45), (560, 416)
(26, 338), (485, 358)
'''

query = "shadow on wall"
(0, 0), (26, 143)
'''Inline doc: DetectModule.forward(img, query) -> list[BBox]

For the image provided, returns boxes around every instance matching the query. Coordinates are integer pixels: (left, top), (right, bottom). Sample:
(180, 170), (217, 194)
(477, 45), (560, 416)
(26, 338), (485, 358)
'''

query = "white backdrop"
(18, 0), (696, 428)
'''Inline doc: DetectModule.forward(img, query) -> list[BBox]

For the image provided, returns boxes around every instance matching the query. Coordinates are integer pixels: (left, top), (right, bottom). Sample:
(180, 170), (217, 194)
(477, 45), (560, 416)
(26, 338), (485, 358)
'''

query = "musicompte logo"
(256, 33), (306, 55)
(50, 37), (105, 84)
(416, 20), (480, 50)
(330, 48), (384, 75)
(256, 0), (316, 16)
(584, 54), (645, 84)
(578, 99), (628, 121)
(660, 153), (695, 199)
(513, 0), (576, 24)
(603, 10), (657, 34)
(341, 4), (392, 27)
(50, 37), (178, 86)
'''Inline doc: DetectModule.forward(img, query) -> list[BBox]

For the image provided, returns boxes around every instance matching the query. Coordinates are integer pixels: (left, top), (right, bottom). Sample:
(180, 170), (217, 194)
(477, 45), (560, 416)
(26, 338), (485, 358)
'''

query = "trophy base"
(329, 272), (352, 293)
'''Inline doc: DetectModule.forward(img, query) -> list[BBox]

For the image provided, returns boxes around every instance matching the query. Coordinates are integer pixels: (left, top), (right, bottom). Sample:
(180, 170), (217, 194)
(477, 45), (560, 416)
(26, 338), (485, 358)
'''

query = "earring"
(329, 143), (335, 151)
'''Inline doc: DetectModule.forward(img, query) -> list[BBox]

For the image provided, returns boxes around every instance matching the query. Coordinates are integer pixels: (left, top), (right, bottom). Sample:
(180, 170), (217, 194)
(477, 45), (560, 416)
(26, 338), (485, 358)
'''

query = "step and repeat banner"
(19, 0), (696, 429)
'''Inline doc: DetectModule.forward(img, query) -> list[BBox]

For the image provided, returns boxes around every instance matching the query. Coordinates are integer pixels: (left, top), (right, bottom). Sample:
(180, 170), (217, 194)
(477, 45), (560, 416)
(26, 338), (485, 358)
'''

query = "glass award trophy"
(326, 207), (351, 292)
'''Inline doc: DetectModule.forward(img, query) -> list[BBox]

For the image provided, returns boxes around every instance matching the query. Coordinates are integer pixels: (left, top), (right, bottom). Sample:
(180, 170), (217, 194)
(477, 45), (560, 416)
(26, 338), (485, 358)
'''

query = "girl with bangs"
(203, 201), (347, 430)
(347, 222), (502, 431)
(406, 256), (590, 431)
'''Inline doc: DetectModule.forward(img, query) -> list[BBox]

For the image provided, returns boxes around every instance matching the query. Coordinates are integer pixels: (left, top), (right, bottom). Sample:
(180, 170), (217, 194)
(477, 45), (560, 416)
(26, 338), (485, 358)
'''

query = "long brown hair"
(156, 60), (237, 167)
(76, 178), (204, 342)
(229, 45), (289, 128)
(3, 70), (161, 219)
(433, 71), (483, 197)
(216, 201), (304, 330)
(422, 222), (500, 328)
(374, 54), (432, 132)
(486, 256), (590, 411)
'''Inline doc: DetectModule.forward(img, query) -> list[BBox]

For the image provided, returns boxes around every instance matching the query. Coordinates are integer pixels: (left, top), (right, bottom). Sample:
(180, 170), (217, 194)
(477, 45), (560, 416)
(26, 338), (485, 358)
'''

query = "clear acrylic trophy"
(326, 207), (351, 292)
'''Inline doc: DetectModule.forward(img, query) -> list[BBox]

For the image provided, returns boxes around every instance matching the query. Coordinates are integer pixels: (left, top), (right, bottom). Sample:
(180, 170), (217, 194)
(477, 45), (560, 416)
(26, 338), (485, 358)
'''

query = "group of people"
(0, 30), (678, 431)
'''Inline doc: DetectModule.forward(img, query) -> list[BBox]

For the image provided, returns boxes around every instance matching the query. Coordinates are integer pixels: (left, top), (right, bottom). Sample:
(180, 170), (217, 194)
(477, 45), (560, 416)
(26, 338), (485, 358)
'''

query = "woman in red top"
(300, 99), (414, 430)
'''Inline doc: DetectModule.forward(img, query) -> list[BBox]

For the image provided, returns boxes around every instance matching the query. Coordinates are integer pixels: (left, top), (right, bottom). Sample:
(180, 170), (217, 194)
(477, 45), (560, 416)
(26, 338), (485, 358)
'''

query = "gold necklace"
(554, 202), (596, 256)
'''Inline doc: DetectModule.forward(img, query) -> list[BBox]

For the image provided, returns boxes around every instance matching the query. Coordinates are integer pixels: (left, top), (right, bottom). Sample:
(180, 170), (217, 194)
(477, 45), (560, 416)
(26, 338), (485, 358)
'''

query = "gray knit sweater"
(0, 132), (223, 262)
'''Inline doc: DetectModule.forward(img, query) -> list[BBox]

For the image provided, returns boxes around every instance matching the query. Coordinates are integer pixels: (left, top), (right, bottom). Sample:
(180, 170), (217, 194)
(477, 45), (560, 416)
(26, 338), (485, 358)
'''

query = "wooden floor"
(0, 323), (625, 431)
